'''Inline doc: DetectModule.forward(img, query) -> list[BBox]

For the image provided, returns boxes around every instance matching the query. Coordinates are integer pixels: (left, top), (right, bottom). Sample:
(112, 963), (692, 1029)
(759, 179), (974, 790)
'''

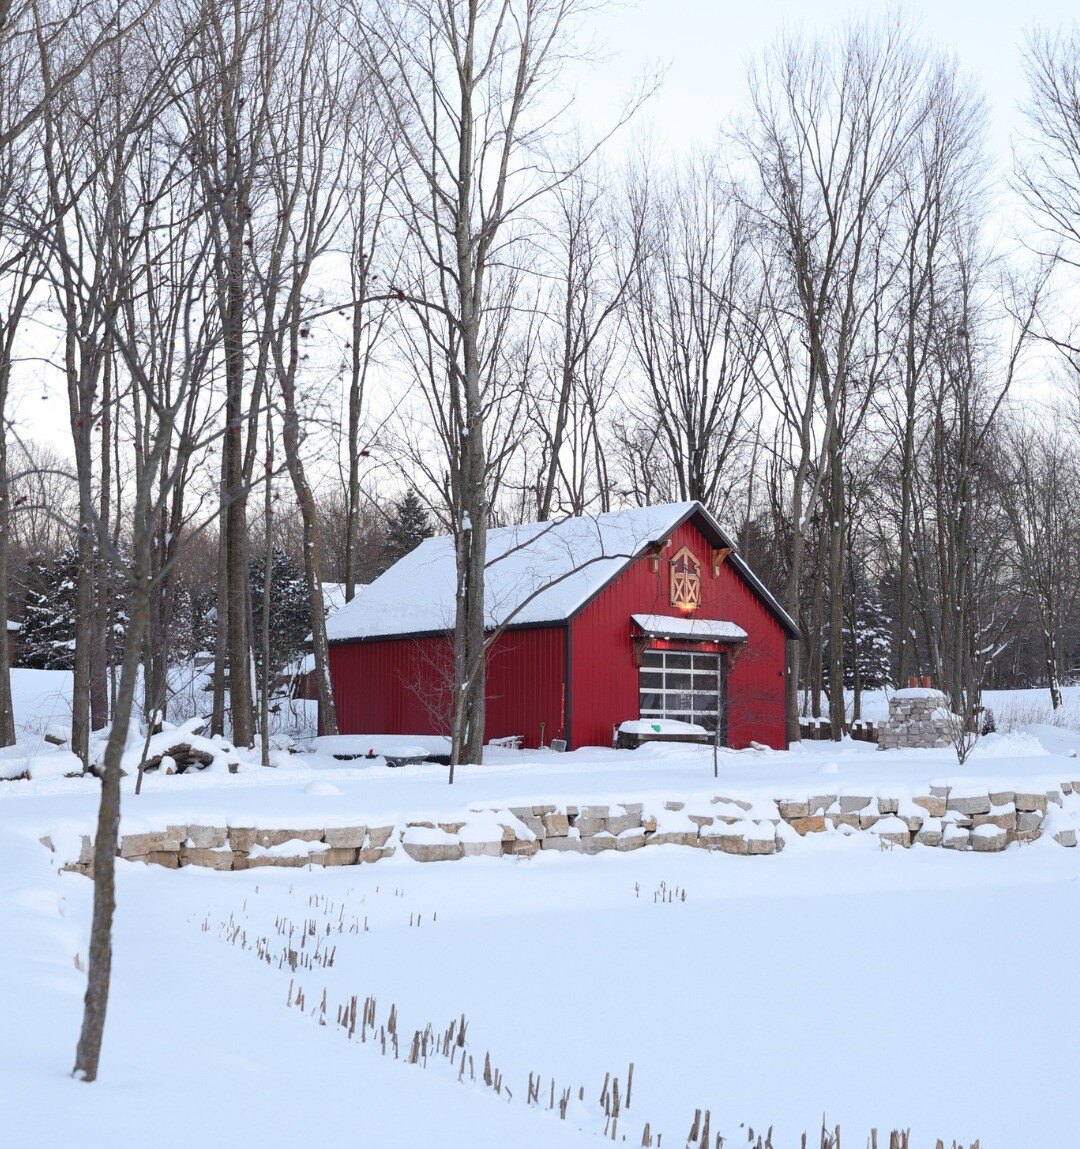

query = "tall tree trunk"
(827, 449), (846, 740)
(72, 569), (151, 1081)
(0, 385), (13, 746)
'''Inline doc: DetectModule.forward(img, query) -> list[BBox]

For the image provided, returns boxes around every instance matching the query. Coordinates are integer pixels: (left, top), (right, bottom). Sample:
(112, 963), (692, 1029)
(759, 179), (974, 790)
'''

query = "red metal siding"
(329, 626), (567, 749)
(569, 519), (788, 750)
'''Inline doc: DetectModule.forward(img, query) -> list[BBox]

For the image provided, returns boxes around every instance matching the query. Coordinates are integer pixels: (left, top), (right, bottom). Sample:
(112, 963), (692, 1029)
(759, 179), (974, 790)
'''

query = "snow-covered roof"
(326, 502), (800, 642)
(631, 614), (748, 642)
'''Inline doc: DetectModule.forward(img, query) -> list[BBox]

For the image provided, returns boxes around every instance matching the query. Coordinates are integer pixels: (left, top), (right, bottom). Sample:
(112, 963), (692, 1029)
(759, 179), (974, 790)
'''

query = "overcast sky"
(14, 1), (1077, 452)
(579, 0), (1076, 166)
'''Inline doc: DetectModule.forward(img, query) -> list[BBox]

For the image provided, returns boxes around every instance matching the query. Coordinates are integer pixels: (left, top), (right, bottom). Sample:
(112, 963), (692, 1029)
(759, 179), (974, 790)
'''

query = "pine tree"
(20, 546), (80, 670)
(250, 547), (309, 680)
(380, 490), (433, 572)
(19, 545), (130, 671)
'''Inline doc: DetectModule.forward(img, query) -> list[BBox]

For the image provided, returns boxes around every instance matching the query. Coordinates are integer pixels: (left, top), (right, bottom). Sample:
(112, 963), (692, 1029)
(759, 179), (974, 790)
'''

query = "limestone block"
(647, 830), (699, 848)
(913, 795), (947, 817)
(621, 803), (644, 817)
(540, 835), (582, 852)
(930, 785), (951, 798)
(438, 821), (467, 834)
(876, 827), (910, 848)
(121, 831), (182, 858)
(941, 826), (970, 851)
(712, 795), (753, 811)
(582, 805), (610, 819)
(1016, 810), (1044, 833)
(402, 839), (462, 863)
(746, 835), (778, 856)
(246, 853), (308, 868)
(839, 795), (872, 814)
(517, 813), (546, 839)
(311, 847), (359, 867)
(146, 850), (181, 868)
(575, 816), (606, 837)
(971, 826), (1007, 853)
(687, 814), (714, 829)
(943, 811), (973, 829)
(876, 797), (899, 815)
(253, 828), (325, 849)
(324, 826), (367, 848)
(777, 800), (810, 820)
(662, 801), (685, 812)
(186, 825), (228, 849)
(357, 846), (394, 863)
(580, 832), (617, 854)
(1053, 828), (1077, 847)
(509, 838), (540, 857)
(461, 840), (503, 858)
(180, 846), (233, 870)
(858, 812), (881, 830)
(806, 794), (837, 815)
(1014, 793), (1047, 814)
(971, 811), (1015, 832)
(642, 815), (657, 833)
(531, 804), (557, 815)
(946, 795), (990, 816)
(914, 825), (943, 847)
(900, 814), (925, 834)
(367, 826), (395, 848)
(1046, 790), (1064, 808)
(988, 791), (1015, 807)
(615, 829), (646, 852)
(788, 816), (826, 835)
(828, 813), (861, 830)
(704, 831), (748, 855)
(604, 810), (641, 835)
(541, 812), (570, 836)
(228, 827), (257, 852)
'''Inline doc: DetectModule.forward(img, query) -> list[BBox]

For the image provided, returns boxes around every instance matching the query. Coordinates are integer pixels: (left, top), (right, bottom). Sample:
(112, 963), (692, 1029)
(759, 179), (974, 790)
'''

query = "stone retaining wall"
(46, 777), (1080, 876)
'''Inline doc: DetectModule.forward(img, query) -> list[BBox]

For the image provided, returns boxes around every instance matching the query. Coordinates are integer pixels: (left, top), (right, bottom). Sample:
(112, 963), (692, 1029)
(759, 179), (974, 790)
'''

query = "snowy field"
(2, 674), (1080, 1148)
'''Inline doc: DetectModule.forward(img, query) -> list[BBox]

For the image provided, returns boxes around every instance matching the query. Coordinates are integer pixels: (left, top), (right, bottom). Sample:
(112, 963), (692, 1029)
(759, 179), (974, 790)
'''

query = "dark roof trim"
(328, 617), (563, 646)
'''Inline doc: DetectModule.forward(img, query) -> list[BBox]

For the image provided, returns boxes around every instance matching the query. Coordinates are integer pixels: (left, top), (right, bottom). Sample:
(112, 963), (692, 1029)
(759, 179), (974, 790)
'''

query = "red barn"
(327, 502), (799, 750)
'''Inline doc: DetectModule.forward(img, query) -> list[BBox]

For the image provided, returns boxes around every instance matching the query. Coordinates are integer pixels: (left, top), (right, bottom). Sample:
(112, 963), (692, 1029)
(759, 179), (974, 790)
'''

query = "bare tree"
(620, 148), (763, 520)
(742, 13), (930, 739)
(996, 419), (1078, 709)
(250, 0), (367, 738)
(359, 0), (629, 771)
(0, 15), (45, 744)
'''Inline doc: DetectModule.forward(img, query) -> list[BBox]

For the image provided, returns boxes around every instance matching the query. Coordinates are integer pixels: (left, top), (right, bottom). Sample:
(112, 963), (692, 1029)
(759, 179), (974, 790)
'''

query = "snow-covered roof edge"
(328, 502), (800, 643)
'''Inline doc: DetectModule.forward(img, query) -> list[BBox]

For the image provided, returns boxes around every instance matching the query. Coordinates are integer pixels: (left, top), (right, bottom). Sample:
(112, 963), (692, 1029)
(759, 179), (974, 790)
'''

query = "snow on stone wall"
(43, 777), (1080, 875)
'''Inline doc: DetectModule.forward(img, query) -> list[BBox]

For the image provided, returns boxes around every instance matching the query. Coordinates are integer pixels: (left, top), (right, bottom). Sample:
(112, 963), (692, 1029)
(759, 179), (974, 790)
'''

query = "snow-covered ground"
(3, 674), (1080, 1147)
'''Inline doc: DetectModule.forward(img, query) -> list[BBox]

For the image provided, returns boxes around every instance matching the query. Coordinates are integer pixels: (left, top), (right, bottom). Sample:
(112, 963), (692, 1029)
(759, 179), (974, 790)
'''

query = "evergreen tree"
(250, 547), (309, 679)
(20, 546), (80, 669)
(19, 545), (130, 671)
(380, 490), (433, 572)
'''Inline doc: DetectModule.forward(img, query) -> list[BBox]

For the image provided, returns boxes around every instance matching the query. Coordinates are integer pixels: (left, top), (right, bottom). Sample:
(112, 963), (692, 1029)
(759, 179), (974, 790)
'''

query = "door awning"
(631, 613), (748, 643)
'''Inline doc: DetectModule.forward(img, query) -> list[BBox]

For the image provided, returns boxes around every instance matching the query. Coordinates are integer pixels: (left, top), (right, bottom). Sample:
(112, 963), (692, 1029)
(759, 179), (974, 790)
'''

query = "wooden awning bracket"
(711, 547), (732, 577)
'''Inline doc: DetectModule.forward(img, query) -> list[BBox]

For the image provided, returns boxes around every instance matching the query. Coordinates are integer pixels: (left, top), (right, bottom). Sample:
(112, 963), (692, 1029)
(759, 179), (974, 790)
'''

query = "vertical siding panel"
(329, 626), (566, 749)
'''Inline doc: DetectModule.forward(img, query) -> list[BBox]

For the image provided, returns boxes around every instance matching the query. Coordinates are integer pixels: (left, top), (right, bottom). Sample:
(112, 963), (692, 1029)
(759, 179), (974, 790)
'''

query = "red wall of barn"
(329, 626), (567, 749)
(569, 518), (788, 750)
